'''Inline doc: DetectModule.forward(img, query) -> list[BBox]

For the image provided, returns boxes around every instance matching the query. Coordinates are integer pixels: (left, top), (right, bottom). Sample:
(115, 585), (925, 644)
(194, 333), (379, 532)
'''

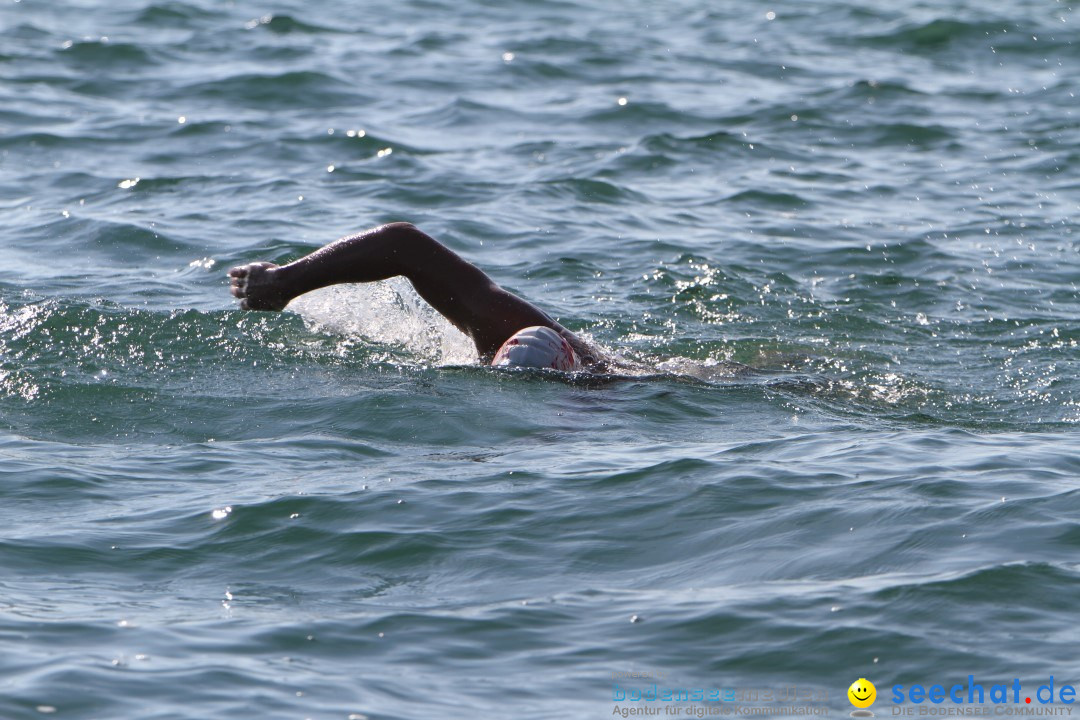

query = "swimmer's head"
(492, 326), (580, 371)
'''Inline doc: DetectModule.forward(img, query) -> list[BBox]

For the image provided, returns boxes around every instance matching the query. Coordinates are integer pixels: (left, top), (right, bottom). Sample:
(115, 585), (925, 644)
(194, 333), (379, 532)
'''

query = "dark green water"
(1, 0), (1078, 718)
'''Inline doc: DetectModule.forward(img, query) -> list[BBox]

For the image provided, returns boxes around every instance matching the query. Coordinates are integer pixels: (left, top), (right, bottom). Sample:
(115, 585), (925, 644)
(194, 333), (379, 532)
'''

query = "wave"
(58, 39), (158, 68)
(177, 70), (362, 109)
(253, 13), (345, 35)
(724, 189), (812, 210)
(857, 17), (1068, 54)
(533, 177), (648, 206)
(132, 2), (228, 28)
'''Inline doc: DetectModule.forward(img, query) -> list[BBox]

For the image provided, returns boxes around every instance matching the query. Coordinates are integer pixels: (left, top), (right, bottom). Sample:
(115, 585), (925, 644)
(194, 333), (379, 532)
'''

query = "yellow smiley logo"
(848, 678), (877, 708)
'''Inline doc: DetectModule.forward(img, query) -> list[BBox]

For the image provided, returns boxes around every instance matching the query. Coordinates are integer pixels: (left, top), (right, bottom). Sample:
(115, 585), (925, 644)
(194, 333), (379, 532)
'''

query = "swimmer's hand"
(228, 262), (290, 311)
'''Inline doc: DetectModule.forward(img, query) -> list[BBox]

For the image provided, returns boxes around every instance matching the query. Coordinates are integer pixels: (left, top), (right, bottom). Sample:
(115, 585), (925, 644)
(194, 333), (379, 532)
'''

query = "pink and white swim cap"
(492, 326), (580, 371)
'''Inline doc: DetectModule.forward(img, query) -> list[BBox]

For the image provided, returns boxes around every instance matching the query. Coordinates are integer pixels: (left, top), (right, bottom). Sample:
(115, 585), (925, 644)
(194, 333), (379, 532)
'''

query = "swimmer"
(228, 222), (608, 371)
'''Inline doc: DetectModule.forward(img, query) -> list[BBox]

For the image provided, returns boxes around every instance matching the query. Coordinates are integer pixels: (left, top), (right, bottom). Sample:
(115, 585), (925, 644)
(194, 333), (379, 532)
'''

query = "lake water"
(1, 0), (1078, 718)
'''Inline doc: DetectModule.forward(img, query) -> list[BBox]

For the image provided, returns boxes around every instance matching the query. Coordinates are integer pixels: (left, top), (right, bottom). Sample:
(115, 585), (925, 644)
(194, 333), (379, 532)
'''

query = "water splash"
(286, 279), (476, 366)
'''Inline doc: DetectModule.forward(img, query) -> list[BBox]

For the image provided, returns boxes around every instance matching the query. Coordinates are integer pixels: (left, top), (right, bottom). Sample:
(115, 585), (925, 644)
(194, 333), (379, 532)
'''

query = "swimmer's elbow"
(380, 221), (436, 248)
(382, 221), (421, 235)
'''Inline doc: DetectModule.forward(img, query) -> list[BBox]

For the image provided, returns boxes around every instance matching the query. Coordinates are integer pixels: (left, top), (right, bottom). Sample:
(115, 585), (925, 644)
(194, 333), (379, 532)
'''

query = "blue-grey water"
(1, 0), (1078, 718)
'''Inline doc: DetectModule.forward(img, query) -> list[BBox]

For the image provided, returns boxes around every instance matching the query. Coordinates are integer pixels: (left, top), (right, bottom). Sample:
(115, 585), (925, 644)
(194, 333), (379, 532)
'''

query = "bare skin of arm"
(228, 222), (605, 368)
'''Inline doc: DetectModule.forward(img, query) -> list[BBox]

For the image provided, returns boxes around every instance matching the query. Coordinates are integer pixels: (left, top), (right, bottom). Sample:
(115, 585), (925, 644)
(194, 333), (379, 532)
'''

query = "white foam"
(287, 279), (476, 366)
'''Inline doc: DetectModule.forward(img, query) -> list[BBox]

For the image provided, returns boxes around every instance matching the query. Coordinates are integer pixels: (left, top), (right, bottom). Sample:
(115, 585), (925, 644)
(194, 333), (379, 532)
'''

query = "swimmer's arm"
(231, 222), (603, 363)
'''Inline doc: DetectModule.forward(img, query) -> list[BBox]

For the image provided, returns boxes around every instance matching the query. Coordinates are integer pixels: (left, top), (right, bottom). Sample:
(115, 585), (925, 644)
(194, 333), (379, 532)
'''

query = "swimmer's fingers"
(228, 266), (250, 309)
(226, 261), (286, 311)
(228, 281), (253, 309)
(229, 274), (246, 297)
(228, 261), (278, 279)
